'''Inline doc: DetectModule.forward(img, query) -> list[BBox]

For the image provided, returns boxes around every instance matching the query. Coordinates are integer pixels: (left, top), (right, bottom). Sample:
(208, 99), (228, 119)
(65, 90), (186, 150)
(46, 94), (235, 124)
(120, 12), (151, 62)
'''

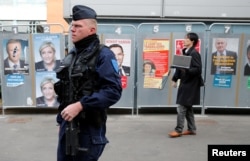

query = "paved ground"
(0, 112), (249, 161)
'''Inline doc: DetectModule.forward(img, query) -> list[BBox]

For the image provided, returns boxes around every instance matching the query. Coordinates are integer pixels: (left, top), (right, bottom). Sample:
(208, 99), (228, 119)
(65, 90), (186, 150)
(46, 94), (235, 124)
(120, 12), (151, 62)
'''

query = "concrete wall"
(63, 0), (250, 21)
(163, 0), (250, 18)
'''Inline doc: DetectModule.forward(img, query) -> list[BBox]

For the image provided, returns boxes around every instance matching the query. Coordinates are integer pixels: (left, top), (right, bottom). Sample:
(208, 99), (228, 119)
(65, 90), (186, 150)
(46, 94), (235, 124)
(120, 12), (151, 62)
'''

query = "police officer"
(55, 5), (122, 161)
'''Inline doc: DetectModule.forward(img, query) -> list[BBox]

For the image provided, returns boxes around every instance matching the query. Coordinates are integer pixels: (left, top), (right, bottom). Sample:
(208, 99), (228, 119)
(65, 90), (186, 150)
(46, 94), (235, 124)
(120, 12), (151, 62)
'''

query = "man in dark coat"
(169, 32), (202, 138)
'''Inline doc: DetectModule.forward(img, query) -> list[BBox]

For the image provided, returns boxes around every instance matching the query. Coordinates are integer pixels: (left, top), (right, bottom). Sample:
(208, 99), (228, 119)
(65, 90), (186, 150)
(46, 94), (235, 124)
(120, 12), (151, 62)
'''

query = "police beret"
(72, 5), (97, 20)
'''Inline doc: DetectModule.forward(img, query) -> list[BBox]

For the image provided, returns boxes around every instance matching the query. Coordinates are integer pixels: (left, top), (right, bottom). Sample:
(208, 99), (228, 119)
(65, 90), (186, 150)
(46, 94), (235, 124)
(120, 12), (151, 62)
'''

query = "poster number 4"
(115, 27), (122, 35)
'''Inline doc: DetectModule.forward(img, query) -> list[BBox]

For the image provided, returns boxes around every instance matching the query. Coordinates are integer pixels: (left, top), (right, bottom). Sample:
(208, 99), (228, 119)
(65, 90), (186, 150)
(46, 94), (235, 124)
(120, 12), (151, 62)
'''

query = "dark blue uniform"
(56, 36), (122, 161)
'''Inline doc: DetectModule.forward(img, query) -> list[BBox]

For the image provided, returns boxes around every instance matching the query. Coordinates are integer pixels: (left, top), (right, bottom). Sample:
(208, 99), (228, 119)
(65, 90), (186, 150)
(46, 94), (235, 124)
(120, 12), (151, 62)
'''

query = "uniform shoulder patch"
(111, 59), (119, 73)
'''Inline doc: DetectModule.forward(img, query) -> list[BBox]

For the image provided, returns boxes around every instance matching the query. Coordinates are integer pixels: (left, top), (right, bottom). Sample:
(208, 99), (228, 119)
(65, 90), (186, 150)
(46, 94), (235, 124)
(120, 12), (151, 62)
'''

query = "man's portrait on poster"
(3, 39), (29, 75)
(210, 37), (238, 75)
(244, 44), (250, 76)
(109, 43), (130, 76)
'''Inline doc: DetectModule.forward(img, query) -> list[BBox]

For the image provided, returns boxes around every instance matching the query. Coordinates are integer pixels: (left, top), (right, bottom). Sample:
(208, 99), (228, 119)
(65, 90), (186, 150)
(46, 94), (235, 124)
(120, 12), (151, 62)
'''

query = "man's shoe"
(168, 131), (182, 137)
(182, 130), (196, 135)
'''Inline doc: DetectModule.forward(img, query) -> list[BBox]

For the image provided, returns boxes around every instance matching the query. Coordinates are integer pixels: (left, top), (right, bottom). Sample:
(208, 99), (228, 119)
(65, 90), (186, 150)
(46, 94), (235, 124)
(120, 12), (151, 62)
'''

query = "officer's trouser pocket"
(79, 135), (108, 160)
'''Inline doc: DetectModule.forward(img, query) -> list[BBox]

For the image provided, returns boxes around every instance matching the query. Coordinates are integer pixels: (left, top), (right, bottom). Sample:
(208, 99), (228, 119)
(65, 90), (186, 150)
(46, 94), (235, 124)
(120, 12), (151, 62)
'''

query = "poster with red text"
(142, 39), (170, 89)
(105, 39), (132, 89)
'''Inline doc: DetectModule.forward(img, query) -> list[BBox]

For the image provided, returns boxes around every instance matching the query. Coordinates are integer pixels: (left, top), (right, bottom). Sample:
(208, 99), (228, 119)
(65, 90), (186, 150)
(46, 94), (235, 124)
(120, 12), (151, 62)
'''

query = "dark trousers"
(175, 104), (196, 133)
(57, 128), (106, 161)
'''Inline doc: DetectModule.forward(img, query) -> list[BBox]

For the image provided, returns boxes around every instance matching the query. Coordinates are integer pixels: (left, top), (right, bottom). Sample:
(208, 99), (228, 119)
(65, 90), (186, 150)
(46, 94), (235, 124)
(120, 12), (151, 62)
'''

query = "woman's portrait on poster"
(143, 60), (156, 77)
(36, 77), (59, 107)
(35, 41), (61, 72)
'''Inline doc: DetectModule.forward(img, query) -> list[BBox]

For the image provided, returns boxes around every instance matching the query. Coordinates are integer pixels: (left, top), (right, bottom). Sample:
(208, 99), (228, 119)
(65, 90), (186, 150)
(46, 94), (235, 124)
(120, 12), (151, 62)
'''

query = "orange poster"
(142, 39), (170, 89)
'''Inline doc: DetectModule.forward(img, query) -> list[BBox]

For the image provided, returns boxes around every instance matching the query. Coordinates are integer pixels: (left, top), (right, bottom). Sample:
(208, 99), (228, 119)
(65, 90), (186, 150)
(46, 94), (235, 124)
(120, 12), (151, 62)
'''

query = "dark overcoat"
(172, 47), (202, 106)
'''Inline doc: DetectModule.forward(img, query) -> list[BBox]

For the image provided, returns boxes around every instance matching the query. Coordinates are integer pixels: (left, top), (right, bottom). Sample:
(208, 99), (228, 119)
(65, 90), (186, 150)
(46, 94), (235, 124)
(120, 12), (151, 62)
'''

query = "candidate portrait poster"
(2, 38), (29, 76)
(105, 38), (132, 89)
(33, 34), (61, 72)
(210, 37), (239, 75)
(35, 72), (59, 108)
(142, 39), (170, 89)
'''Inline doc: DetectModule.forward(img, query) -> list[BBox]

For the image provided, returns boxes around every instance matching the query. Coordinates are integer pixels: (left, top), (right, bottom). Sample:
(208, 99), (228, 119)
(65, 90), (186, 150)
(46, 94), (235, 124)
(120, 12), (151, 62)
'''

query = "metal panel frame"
(205, 23), (250, 109)
(136, 22), (207, 115)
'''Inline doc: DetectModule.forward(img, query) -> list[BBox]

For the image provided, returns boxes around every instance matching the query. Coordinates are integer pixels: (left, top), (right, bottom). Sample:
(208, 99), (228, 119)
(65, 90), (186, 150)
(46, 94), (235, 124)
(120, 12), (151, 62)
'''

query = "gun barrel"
(65, 121), (88, 156)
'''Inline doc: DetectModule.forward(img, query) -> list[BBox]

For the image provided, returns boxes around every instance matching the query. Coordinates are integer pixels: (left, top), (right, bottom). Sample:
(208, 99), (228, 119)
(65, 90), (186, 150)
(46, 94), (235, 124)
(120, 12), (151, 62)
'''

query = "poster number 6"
(186, 25), (192, 32)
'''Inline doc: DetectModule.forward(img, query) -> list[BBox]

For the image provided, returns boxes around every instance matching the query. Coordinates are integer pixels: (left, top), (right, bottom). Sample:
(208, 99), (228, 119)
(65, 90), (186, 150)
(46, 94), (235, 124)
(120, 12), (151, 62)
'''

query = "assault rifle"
(65, 71), (88, 156)
(65, 120), (88, 156)
(55, 53), (88, 156)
